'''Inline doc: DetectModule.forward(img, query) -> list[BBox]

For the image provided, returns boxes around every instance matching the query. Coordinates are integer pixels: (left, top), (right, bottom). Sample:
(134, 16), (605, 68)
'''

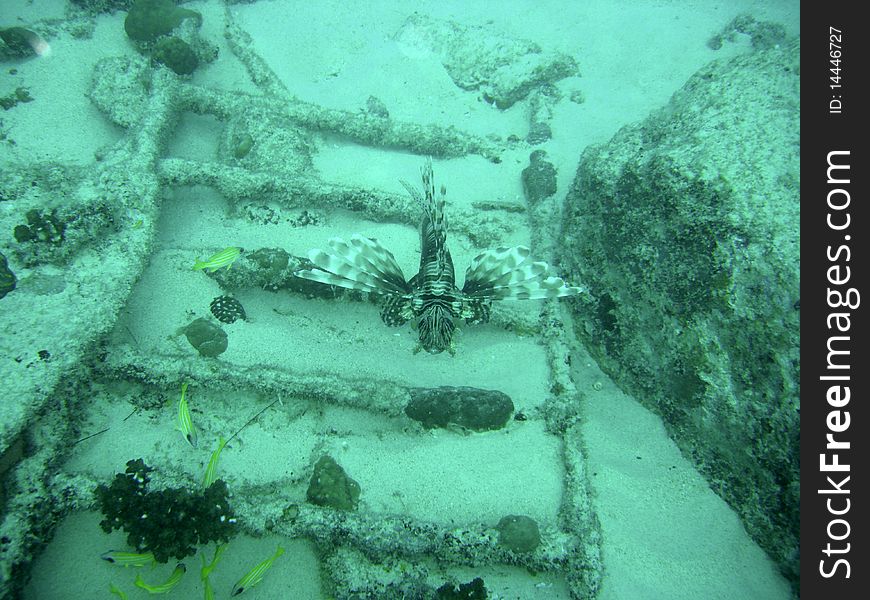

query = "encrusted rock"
(183, 317), (228, 357)
(395, 14), (577, 109)
(0, 253), (15, 299)
(521, 150), (557, 205)
(496, 514), (541, 553)
(406, 386), (514, 431)
(525, 121), (552, 145)
(559, 38), (799, 589)
(306, 455), (360, 511)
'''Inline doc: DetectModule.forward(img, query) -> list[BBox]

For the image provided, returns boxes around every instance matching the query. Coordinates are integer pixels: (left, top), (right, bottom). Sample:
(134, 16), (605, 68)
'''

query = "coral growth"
(95, 459), (236, 563)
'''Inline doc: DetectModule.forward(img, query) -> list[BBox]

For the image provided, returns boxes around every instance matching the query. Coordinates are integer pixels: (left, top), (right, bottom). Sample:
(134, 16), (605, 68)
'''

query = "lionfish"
(295, 160), (583, 354)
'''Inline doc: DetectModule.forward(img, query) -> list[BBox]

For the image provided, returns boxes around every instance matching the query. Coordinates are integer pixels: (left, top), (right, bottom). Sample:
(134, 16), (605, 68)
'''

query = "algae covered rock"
(124, 0), (201, 42)
(183, 317), (227, 357)
(436, 577), (488, 599)
(13, 209), (65, 245)
(11, 201), (117, 268)
(0, 253), (15, 299)
(406, 386), (514, 431)
(306, 455), (360, 511)
(395, 14), (578, 109)
(521, 150), (557, 206)
(559, 38), (799, 588)
(496, 514), (541, 553)
(0, 27), (42, 57)
(152, 36), (198, 75)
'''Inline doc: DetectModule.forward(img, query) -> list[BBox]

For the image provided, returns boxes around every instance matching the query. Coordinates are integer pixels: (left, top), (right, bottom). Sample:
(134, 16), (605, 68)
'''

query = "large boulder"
(559, 39), (799, 587)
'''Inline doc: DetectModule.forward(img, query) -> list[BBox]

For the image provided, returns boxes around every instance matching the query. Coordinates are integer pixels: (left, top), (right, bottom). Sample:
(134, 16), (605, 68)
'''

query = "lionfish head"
(416, 303), (456, 354)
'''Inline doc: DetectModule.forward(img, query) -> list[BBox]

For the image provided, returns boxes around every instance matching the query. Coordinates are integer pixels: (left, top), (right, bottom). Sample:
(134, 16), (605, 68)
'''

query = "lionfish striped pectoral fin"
(295, 235), (411, 295)
(461, 246), (585, 300)
(381, 295), (413, 326)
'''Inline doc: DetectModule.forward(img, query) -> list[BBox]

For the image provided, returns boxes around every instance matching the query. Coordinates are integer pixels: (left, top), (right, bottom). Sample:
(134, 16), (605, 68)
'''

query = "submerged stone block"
(395, 14), (578, 109)
(559, 39), (799, 588)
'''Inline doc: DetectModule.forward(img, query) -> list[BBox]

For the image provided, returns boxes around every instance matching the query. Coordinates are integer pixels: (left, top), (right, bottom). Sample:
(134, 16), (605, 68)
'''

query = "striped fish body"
(202, 437), (228, 488)
(101, 550), (156, 567)
(231, 546), (284, 596)
(295, 160), (584, 354)
(135, 563), (186, 594)
(193, 247), (241, 273)
(177, 382), (197, 448)
(400, 160), (465, 353)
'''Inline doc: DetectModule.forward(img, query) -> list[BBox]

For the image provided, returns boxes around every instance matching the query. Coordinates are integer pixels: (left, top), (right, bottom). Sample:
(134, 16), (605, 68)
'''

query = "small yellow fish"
(193, 247), (242, 273)
(109, 582), (128, 599)
(200, 543), (228, 581)
(135, 563), (186, 594)
(231, 546), (284, 596)
(203, 575), (215, 600)
(203, 437), (228, 488)
(177, 382), (197, 448)
(101, 550), (156, 567)
(200, 544), (227, 600)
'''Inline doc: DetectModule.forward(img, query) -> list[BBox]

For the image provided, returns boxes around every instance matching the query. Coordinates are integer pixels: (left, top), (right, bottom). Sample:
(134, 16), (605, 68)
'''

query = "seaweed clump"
(436, 577), (487, 599)
(95, 459), (236, 563)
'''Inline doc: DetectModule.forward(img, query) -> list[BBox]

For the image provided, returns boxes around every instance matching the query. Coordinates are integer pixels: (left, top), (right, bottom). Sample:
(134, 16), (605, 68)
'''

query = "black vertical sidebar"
(801, 3), (867, 598)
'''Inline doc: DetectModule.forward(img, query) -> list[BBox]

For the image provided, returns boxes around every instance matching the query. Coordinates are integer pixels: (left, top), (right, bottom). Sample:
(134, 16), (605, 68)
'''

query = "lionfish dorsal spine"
(417, 159), (452, 282)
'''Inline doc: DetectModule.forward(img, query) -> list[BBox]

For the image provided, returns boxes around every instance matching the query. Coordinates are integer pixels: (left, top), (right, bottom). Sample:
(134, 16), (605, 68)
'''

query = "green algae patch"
(124, 0), (201, 43)
(496, 515), (541, 553)
(153, 36), (198, 75)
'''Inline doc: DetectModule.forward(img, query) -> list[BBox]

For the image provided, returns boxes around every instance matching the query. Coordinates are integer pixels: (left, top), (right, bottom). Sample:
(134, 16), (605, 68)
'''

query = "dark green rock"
(233, 133), (254, 159)
(406, 386), (513, 431)
(183, 317), (227, 357)
(152, 36), (198, 75)
(248, 248), (289, 275)
(124, 0), (201, 43)
(13, 225), (33, 243)
(14, 209), (65, 245)
(496, 514), (541, 553)
(0, 27), (40, 57)
(521, 150), (557, 206)
(0, 252), (15, 299)
(436, 577), (487, 599)
(306, 455), (360, 511)
(1, 85), (34, 110)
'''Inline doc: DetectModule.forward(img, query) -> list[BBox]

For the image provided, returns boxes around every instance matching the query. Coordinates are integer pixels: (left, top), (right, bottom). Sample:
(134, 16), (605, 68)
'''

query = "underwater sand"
(1, 0), (797, 598)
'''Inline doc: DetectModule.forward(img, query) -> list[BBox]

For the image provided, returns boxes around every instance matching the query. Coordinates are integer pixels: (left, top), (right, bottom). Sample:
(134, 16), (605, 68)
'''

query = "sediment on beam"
(96, 345), (411, 418)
